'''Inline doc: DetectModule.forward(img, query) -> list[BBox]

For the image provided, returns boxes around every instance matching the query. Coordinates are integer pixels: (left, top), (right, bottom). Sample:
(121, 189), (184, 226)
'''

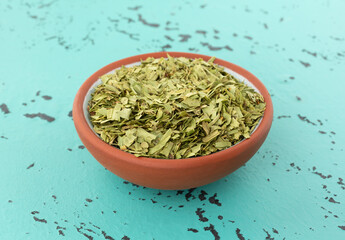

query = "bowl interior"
(83, 59), (263, 149)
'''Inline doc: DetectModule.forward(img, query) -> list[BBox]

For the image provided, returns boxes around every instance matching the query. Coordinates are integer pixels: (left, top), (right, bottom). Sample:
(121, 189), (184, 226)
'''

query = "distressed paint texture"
(0, 0), (344, 239)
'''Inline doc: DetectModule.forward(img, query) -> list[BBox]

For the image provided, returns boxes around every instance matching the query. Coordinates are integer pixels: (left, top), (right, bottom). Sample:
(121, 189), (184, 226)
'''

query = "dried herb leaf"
(88, 55), (266, 159)
(149, 129), (173, 154)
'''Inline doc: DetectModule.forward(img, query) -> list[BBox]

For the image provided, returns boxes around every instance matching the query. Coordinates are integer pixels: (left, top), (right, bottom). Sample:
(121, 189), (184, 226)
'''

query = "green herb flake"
(88, 55), (266, 159)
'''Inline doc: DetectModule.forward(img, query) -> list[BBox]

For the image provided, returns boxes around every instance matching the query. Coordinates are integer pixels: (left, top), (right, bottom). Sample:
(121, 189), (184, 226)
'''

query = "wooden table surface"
(1, 0), (344, 239)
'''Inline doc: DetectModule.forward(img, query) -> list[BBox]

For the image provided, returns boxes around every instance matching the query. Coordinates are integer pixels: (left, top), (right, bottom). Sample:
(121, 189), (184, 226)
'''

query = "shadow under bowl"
(73, 52), (273, 190)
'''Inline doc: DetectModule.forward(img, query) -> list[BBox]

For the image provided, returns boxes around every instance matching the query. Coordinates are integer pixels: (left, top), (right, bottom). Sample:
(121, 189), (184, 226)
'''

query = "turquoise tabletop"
(1, 0), (344, 239)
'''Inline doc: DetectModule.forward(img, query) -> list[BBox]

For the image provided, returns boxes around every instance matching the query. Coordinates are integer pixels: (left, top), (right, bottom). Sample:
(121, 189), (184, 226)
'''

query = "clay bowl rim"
(73, 52), (273, 169)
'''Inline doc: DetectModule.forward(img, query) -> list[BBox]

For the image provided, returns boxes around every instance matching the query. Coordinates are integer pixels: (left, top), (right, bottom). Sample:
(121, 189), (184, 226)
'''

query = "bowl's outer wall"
(73, 52), (273, 190)
(79, 126), (270, 189)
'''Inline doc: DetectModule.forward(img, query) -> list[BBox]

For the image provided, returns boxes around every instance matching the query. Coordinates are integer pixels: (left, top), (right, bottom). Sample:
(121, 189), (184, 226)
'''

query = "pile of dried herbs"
(88, 55), (266, 159)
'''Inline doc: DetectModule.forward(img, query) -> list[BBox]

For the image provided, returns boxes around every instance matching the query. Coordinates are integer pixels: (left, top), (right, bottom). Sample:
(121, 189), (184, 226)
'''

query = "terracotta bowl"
(73, 52), (273, 190)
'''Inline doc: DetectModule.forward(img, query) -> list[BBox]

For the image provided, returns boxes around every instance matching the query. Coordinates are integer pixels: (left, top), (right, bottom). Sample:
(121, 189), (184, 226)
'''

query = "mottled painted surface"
(0, 0), (344, 239)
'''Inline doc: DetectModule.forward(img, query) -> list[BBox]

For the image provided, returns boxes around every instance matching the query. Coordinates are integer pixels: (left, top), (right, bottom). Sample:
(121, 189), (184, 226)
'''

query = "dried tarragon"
(88, 55), (266, 159)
